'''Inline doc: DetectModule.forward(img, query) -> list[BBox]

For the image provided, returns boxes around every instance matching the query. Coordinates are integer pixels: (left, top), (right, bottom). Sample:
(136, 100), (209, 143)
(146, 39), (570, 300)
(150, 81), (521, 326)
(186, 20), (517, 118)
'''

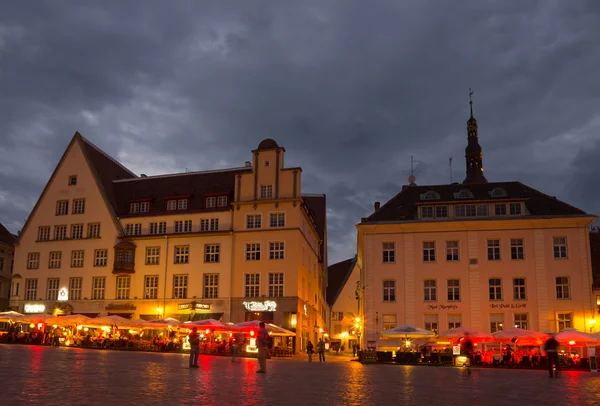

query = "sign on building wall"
(57, 288), (68, 301)
(178, 302), (211, 311)
(243, 300), (277, 312)
(24, 304), (45, 313)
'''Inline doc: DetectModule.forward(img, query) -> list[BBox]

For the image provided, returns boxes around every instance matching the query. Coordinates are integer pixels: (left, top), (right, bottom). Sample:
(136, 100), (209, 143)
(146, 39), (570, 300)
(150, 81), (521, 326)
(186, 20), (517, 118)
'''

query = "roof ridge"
(329, 256), (358, 306)
(516, 181), (586, 215)
(112, 166), (251, 182)
(78, 134), (137, 178)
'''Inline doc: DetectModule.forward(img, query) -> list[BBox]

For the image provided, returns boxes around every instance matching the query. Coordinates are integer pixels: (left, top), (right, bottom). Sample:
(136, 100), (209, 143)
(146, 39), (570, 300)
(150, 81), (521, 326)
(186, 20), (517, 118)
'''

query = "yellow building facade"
(356, 104), (598, 350)
(9, 134), (327, 352)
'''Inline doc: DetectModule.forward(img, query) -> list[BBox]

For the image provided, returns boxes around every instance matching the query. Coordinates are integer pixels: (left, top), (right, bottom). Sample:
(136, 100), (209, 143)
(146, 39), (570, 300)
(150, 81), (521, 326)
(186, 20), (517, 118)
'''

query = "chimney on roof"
(245, 161), (252, 167)
(141, 174), (147, 177)
(374, 201), (381, 211)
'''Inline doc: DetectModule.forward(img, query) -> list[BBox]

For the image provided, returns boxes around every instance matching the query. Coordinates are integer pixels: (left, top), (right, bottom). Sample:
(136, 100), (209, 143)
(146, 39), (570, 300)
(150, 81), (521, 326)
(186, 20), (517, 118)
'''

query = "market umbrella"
(181, 319), (228, 330)
(85, 315), (136, 329)
(0, 311), (24, 322)
(554, 328), (600, 345)
(45, 314), (92, 327)
(232, 320), (295, 336)
(14, 313), (53, 324)
(437, 327), (495, 343)
(380, 324), (436, 339)
(492, 328), (550, 346)
(145, 317), (181, 328)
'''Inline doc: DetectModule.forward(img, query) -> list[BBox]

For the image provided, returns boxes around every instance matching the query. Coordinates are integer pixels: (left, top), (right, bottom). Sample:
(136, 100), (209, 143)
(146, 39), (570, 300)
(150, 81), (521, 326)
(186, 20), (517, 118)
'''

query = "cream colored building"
(10, 133), (327, 352)
(356, 104), (598, 350)
(326, 256), (361, 352)
(0, 223), (16, 310)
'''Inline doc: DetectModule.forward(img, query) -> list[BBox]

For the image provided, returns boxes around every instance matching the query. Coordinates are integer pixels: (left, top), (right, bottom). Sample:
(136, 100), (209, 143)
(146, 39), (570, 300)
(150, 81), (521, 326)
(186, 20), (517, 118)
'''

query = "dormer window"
(140, 202), (150, 212)
(490, 188), (507, 198)
(217, 196), (228, 207)
(454, 189), (474, 199)
(177, 199), (188, 210)
(130, 203), (139, 213)
(68, 175), (77, 186)
(420, 191), (440, 200)
(206, 197), (216, 208)
(166, 200), (177, 210)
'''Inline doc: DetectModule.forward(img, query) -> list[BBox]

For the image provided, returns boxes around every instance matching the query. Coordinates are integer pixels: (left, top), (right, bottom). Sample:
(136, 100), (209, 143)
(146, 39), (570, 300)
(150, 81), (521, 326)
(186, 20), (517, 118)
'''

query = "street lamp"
(589, 319), (596, 333)
(156, 307), (163, 318)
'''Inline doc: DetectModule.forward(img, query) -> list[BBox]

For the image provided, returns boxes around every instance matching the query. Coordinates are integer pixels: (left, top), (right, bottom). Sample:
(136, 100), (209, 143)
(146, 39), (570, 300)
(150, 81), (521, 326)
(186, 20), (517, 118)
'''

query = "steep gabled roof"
(0, 223), (16, 245)
(364, 181), (587, 223)
(326, 256), (357, 306)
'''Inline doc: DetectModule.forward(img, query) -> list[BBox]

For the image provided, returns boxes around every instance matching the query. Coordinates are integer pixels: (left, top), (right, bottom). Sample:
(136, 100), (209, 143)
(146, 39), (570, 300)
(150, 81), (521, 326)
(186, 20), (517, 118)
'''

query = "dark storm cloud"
(1, 0), (599, 263)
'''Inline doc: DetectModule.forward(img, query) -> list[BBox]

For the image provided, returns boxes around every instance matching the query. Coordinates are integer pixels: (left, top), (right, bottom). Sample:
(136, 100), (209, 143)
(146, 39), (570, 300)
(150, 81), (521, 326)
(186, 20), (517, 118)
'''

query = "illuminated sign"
(24, 304), (45, 313)
(178, 302), (211, 311)
(58, 288), (68, 301)
(304, 304), (307, 316)
(243, 300), (277, 312)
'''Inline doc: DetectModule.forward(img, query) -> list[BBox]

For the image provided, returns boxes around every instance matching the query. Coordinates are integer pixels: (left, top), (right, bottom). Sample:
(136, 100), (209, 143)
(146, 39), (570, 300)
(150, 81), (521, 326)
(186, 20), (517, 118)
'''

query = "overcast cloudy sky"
(1, 0), (599, 264)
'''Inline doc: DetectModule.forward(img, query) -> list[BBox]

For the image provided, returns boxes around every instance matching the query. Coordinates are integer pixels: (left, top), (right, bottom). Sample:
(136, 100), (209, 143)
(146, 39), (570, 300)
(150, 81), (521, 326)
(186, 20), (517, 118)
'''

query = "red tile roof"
(364, 181), (587, 223)
(326, 256), (357, 306)
(0, 223), (16, 245)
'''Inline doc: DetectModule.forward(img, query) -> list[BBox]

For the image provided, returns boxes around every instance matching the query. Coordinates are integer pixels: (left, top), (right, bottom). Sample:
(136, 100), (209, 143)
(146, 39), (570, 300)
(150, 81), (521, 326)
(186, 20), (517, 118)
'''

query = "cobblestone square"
(1, 346), (600, 405)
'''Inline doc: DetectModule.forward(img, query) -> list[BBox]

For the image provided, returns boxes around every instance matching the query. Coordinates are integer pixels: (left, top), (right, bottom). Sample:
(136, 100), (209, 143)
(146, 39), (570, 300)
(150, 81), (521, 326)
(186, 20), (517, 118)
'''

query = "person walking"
(544, 334), (560, 377)
(256, 322), (269, 373)
(317, 338), (326, 363)
(460, 333), (474, 375)
(188, 327), (200, 368)
(306, 341), (314, 363)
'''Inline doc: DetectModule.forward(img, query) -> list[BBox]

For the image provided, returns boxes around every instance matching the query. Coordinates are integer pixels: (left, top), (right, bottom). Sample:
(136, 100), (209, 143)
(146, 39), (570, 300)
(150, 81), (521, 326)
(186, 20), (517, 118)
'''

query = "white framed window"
(495, 203), (507, 215)
(382, 314), (397, 331)
(509, 203), (521, 215)
(69, 277), (82, 300)
(424, 314), (439, 334)
(130, 202), (139, 213)
(47, 278), (59, 301)
(423, 241), (436, 262)
(25, 279), (38, 301)
(383, 280), (396, 302)
(217, 196), (228, 207)
(435, 205), (448, 218)
(116, 276), (130, 300)
(149, 222), (166, 234)
(146, 247), (160, 265)
(206, 197), (216, 208)
(557, 312), (572, 330)
(490, 313), (504, 333)
(38, 226), (50, 241)
(204, 244), (220, 263)
(71, 250), (84, 268)
(514, 313), (528, 329)
(11, 282), (20, 297)
(94, 249), (108, 267)
(260, 185), (273, 199)
(203, 273), (219, 298)
(513, 278), (526, 300)
(555, 277), (570, 299)
(487, 239), (501, 260)
(166, 200), (177, 210)
(269, 242), (285, 260)
(174, 246), (189, 264)
(144, 275), (159, 299)
(140, 201), (150, 212)
(382, 242), (395, 263)
(269, 213), (285, 227)
(200, 218), (219, 231)
(424, 279), (437, 301)
(177, 199), (188, 210)
(54, 225), (67, 240)
(245, 243), (261, 261)
(92, 277), (106, 300)
(421, 206), (434, 218)
(447, 279), (460, 301)
(245, 273), (260, 297)
(455, 204), (487, 217)
(448, 314), (462, 329)
(56, 200), (68, 215)
(268, 273), (284, 297)
(246, 214), (262, 229)
(72, 198), (85, 214)
(175, 220), (192, 233)
(49, 251), (62, 269)
(27, 253), (40, 269)
(553, 237), (568, 259)
(71, 224), (84, 239)
(510, 239), (524, 260)
(446, 241), (459, 261)
(125, 223), (142, 236)
(489, 278), (502, 300)
(87, 223), (101, 238)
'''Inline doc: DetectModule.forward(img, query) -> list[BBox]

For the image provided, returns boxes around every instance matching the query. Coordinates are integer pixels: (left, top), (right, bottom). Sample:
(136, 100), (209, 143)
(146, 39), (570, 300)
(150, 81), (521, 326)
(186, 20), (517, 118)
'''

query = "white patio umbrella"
(492, 328), (550, 346)
(437, 327), (495, 343)
(85, 315), (136, 329)
(14, 313), (53, 324)
(45, 314), (92, 327)
(232, 320), (295, 336)
(554, 328), (600, 345)
(181, 319), (228, 330)
(0, 311), (24, 322)
(380, 324), (436, 339)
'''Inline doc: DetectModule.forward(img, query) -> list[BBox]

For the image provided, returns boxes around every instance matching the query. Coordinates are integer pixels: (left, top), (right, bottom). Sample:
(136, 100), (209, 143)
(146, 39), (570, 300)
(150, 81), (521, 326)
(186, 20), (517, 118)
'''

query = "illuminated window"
(490, 313), (504, 333)
(424, 314), (438, 334)
(448, 314), (462, 329)
(382, 314), (397, 331)
(514, 313), (528, 329)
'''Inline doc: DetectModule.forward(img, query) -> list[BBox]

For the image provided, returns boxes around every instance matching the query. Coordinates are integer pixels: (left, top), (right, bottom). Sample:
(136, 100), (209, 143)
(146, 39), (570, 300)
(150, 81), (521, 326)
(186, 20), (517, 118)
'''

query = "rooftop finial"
(469, 88), (474, 118)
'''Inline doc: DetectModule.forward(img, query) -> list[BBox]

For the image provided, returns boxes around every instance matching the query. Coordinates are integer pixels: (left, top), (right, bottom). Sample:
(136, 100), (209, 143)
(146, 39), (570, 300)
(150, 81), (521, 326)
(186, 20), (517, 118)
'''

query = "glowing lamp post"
(589, 319), (597, 333)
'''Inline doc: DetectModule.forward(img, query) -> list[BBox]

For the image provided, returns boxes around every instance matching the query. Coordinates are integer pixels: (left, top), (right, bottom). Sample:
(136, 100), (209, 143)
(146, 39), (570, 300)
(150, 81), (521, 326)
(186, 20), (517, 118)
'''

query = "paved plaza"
(1, 346), (600, 405)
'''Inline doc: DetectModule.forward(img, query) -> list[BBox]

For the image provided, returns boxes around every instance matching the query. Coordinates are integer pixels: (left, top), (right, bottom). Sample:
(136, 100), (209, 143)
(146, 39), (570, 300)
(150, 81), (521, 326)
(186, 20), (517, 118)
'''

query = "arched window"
(421, 191), (440, 200)
(455, 189), (474, 199)
(490, 188), (507, 198)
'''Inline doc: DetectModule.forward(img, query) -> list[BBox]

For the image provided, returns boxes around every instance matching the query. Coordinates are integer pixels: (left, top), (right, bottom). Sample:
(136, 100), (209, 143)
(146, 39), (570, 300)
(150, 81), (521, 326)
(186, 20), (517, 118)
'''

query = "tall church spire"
(463, 89), (488, 184)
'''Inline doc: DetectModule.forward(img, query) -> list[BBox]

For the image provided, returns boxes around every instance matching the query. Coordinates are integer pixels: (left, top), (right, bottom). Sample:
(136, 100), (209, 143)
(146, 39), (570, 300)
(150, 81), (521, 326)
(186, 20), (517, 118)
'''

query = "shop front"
(173, 301), (224, 322)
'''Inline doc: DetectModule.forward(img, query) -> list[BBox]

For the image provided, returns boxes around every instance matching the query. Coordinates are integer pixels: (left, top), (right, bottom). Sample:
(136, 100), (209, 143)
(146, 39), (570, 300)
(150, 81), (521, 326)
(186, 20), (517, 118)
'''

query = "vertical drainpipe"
(229, 229), (235, 323)
(163, 235), (169, 319)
